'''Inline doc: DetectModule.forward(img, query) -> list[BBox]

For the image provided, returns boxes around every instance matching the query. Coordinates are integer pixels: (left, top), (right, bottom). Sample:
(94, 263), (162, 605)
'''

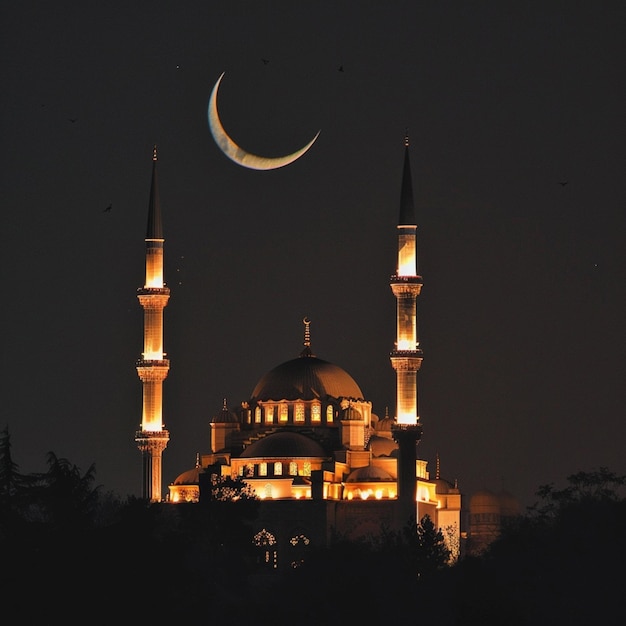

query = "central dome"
(251, 354), (364, 402)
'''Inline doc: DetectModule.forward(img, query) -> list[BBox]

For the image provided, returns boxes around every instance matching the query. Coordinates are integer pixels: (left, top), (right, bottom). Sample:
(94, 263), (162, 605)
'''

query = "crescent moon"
(208, 72), (320, 170)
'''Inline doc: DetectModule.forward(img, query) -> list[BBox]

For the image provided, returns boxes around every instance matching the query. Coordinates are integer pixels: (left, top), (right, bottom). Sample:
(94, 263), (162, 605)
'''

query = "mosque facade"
(134, 137), (464, 565)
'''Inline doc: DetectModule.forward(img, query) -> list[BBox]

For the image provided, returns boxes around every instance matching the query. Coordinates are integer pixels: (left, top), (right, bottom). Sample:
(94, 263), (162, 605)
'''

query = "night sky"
(2, 2), (624, 508)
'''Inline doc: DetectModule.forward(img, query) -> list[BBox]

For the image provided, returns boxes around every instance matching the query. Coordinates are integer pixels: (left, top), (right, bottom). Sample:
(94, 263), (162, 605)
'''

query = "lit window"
(280, 403), (289, 422)
(295, 403), (305, 422)
(311, 403), (321, 422)
(274, 462), (283, 476)
(289, 462), (298, 476)
(303, 461), (311, 476)
(259, 462), (267, 476)
(255, 407), (261, 423)
(265, 405), (274, 423)
(326, 405), (334, 423)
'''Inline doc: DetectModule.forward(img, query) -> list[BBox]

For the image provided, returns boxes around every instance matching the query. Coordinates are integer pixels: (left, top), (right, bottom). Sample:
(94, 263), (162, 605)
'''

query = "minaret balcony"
(137, 286), (171, 296)
(136, 358), (170, 368)
(390, 274), (423, 285)
(390, 275), (423, 297)
(390, 348), (424, 358)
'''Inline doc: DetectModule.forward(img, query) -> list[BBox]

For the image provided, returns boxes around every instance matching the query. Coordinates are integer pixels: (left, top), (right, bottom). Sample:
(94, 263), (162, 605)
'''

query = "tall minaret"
(390, 133), (423, 510)
(135, 145), (170, 502)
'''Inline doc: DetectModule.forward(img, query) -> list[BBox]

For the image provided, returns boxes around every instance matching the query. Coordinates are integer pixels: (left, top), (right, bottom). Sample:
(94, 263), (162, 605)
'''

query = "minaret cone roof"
(398, 133), (416, 226)
(146, 144), (163, 240)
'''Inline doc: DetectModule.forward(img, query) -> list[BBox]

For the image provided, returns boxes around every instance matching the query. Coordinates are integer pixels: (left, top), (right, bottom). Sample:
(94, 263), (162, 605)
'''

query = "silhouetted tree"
(0, 426), (31, 540)
(450, 468), (626, 626)
(24, 451), (102, 531)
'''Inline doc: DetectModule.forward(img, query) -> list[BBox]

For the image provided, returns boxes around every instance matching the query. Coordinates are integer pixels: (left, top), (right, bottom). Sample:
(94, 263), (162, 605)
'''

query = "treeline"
(1, 426), (625, 625)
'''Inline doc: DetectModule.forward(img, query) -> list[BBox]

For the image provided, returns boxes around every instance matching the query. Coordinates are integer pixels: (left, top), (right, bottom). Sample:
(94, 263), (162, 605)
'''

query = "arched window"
(279, 403), (289, 423)
(265, 404), (274, 423)
(295, 402), (305, 422)
(326, 405), (334, 423)
(255, 406), (262, 423)
(289, 461), (298, 476)
(259, 462), (268, 477)
(311, 402), (321, 422)
(274, 461), (283, 476)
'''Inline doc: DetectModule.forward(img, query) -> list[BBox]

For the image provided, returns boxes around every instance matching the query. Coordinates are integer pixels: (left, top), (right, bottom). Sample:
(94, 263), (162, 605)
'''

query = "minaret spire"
(390, 133), (423, 425)
(390, 133), (424, 515)
(135, 145), (170, 502)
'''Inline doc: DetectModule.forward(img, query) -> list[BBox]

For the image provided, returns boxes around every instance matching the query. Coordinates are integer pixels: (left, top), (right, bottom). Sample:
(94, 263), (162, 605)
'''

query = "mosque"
(132, 136), (508, 566)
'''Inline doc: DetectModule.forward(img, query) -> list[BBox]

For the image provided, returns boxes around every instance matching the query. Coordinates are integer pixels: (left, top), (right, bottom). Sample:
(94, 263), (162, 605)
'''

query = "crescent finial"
(303, 317), (311, 347)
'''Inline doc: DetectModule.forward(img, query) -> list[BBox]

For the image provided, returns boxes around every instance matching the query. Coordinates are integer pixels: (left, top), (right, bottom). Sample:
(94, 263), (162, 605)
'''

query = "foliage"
(23, 451), (102, 530)
(0, 426), (28, 520)
(455, 468), (626, 626)
(210, 473), (259, 501)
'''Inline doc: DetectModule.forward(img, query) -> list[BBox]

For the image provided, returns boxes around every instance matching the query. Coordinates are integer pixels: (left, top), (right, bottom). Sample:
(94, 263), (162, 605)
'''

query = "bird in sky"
(68, 118), (77, 123)
(558, 181), (568, 187)
(338, 65), (344, 72)
(103, 204), (112, 212)
(261, 58), (270, 65)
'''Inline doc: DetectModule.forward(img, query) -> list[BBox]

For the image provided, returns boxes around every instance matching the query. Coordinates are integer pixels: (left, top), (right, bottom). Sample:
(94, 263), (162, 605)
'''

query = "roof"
(250, 354), (364, 402)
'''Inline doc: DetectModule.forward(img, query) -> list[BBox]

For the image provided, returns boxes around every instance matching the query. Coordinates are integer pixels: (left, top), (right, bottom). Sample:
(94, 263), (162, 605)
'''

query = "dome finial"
(152, 144), (158, 161)
(303, 317), (311, 348)
(223, 397), (228, 409)
(404, 128), (409, 147)
(436, 452), (440, 479)
(300, 317), (314, 357)
(195, 452), (200, 468)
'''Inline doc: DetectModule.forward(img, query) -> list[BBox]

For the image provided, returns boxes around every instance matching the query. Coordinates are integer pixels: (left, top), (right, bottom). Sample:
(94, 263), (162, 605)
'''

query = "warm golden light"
(397, 413), (418, 425)
(397, 231), (416, 277)
(396, 339), (414, 351)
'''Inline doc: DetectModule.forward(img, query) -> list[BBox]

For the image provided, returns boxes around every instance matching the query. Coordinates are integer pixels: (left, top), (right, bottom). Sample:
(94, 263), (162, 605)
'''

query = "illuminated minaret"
(390, 133), (423, 506)
(135, 145), (170, 502)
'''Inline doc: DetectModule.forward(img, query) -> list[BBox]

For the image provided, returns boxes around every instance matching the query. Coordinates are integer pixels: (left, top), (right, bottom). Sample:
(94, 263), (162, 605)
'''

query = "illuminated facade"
(134, 146), (170, 502)
(150, 137), (463, 563)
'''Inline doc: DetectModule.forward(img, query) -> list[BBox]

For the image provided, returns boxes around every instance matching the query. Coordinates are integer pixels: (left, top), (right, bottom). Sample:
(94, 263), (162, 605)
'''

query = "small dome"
(434, 478), (449, 494)
(376, 408), (394, 431)
(470, 489), (500, 513)
(240, 431), (327, 458)
(251, 355), (364, 402)
(172, 467), (201, 485)
(210, 399), (238, 423)
(346, 465), (394, 482)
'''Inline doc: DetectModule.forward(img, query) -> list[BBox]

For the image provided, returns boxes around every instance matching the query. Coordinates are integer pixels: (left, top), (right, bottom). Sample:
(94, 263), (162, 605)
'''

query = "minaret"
(135, 145), (170, 502)
(390, 133), (423, 510)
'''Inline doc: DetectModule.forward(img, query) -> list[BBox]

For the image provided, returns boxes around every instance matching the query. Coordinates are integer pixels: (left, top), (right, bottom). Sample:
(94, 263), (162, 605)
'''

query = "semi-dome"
(368, 434), (399, 457)
(251, 354), (364, 402)
(346, 465), (394, 482)
(240, 431), (327, 458)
